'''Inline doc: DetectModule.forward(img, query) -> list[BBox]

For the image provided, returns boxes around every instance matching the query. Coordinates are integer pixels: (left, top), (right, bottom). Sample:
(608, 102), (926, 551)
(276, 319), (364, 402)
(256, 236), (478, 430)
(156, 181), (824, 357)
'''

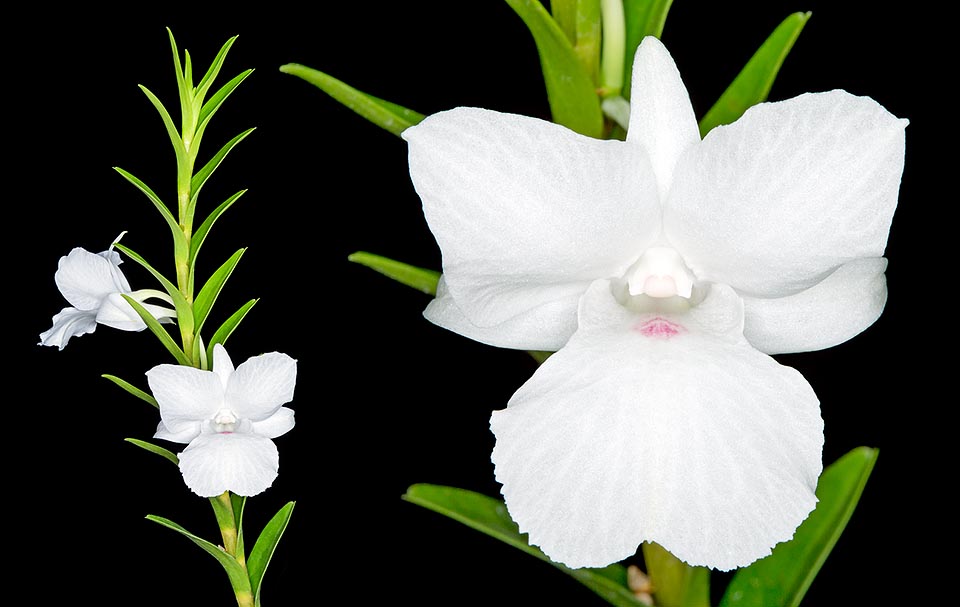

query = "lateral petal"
(627, 37), (701, 200)
(55, 247), (131, 310)
(423, 276), (578, 351)
(38, 306), (97, 350)
(404, 107), (659, 333)
(178, 432), (279, 497)
(743, 257), (888, 354)
(147, 364), (225, 437)
(226, 351), (297, 421)
(665, 90), (906, 297)
(490, 281), (823, 570)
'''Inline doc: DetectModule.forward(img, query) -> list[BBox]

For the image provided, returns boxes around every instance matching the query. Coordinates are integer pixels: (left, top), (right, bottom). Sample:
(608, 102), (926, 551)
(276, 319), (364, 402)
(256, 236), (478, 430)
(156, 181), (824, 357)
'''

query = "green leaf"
(124, 438), (179, 466)
(102, 374), (158, 408)
(195, 69), (254, 158)
(113, 243), (195, 337)
(190, 128), (255, 212)
(194, 248), (246, 334)
(348, 251), (439, 295)
(232, 494), (247, 561)
(699, 12), (811, 137)
(504, 0), (603, 137)
(719, 446), (879, 607)
(206, 298), (258, 362)
(120, 294), (190, 365)
(642, 542), (709, 607)
(247, 501), (295, 607)
(195, 34), (240, 105)
(146, 515), (253, 598)
(113, 167), (189, 263)
(190, 189), (247, 280)
(403, 484), (646, 607)
(279, 63), (424, 136)
(139, 84), (189, 180)
(622, 0), (674, 96)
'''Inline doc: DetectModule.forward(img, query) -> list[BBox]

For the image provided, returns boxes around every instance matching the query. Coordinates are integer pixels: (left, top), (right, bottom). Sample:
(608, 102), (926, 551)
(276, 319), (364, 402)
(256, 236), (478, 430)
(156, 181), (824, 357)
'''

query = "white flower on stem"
(403, 37), (906, 570)
(39, 235), (177, 349)
(147, 343), (297, 497)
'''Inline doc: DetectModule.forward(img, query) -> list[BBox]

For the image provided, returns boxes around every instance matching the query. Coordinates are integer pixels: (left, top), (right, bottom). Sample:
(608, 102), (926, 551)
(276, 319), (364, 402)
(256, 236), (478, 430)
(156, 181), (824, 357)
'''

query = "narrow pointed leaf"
(279, 63), (424, 136)
(699, 12), (811, 137)
(196, 35), (240, 103)
(206, 298), (258, 363)
(113, 168), (190, 264)
(403, 484), (646, 607)
(102, 374), (158, 408)
(622, 0), (674, 96)
(113, 243), (194, 336)
(190, 128), (255, 208)
(194, 248), (246, 334)
(125, 438), (179, 466)
(505, 0), (603, 137)
(248, 501), (295, 605)
(146, 514), (253, 597)
(120, 294), (190, 365)
(348, 251), (439, 295)
(719, 446), (879, 607)
(191, 190), (247, 265)
(196, 69), (254, 146)
(139, 84), (188, 177)
(166, 29), (192, 138)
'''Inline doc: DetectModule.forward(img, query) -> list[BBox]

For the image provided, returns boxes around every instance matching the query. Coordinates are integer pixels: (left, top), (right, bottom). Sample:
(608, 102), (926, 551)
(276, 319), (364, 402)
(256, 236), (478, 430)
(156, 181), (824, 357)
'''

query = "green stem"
(211, 492), (254, 606)
(641, 542), (711, 607)
(599, 0), (626, 96)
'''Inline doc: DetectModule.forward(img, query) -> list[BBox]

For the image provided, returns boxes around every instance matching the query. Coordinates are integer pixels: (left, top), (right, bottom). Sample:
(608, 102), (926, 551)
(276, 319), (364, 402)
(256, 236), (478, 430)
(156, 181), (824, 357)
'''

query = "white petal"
(38, 306), (97, 349)
(55, 247), (131, 311)
(212, 342), (235, 389)
(743, 258), (888, 354)
(627, 37), (701, 199)
(665, 90), (907, 297)
(404, 107), (660, 334)
(226, 351), (297, 421)
(250, 407), (295, 439)
(178, 432), (279, 497)
(147, 364), (224, 438)
(96, 292), (148, 331)
(490, 281), (823, 570)
(155, 420), (201, 443)
(424, 276), (578, 351)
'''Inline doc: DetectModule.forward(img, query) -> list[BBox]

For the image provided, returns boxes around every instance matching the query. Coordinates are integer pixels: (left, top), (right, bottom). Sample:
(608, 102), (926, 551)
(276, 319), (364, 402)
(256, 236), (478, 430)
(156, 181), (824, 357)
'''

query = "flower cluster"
(403, 37), (906, 570)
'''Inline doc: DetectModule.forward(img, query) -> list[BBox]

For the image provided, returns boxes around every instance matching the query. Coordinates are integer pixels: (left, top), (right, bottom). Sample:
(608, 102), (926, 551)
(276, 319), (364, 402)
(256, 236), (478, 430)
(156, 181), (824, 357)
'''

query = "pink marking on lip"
(634, 317), (683, 338)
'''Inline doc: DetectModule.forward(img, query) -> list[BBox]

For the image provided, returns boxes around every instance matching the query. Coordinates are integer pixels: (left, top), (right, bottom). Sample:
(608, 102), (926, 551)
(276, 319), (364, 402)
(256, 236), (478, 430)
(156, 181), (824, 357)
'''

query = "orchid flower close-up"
(147, 343), (298, 497)
(402, 35), (906, 572)
(39, 236), (176, 350)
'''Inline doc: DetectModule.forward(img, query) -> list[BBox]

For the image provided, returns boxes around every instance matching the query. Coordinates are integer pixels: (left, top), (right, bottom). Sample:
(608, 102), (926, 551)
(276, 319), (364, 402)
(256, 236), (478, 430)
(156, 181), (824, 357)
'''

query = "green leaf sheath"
(124, 438), (179, 466)
(698, 12), (811, 137)
(247, 501), (295, 607)
(279, 63), (424, 136)
(402, 484), (647, 607)
(101, 374), (159, 407)
(641, 542), (710, 607)
(622, 0), (674, 96)
(348, 251), (439, 295)
(504, 0), (604, 138)
(719, 447), (879, 607)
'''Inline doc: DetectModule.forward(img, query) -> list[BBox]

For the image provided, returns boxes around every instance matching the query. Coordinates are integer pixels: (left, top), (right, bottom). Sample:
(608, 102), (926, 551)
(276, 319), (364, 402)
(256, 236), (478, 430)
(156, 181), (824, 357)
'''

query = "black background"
(13, 2), (945, 605)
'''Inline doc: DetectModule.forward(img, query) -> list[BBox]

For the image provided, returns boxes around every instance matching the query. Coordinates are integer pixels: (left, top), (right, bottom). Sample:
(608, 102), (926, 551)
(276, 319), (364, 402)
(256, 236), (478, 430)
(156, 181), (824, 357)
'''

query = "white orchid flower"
(402, 37), (906, 570)
(39, 235), (177, 350)
(147, 343), (297, 497)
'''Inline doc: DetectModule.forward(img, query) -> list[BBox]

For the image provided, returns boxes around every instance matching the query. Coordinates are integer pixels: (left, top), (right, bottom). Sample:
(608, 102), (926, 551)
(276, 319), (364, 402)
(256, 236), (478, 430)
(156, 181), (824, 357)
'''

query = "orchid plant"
(280, 1), (905, 606)
(40, 30), (296, 607)
(37, 2), (905, 606)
